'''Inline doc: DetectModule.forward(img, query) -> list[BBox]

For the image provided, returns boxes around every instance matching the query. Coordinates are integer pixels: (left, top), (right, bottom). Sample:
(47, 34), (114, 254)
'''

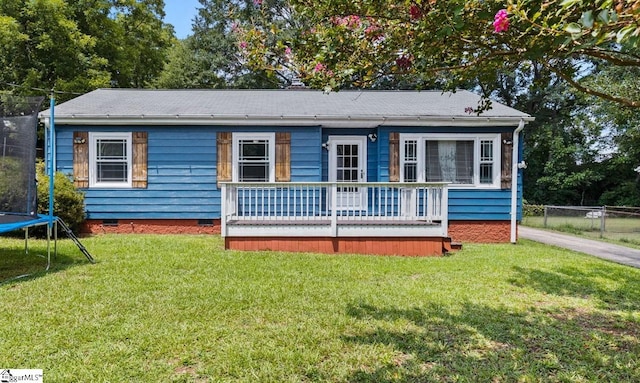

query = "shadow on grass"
(343, 301), (640, 382)
(510, 265), (640, 311)
(0, 241), (91, 284)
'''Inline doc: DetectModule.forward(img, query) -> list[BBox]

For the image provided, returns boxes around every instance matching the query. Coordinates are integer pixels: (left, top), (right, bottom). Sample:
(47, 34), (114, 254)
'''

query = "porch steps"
(443, 237), (463, 254)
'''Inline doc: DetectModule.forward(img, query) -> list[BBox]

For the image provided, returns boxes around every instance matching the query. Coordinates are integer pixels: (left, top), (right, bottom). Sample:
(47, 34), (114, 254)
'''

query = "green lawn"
(1, 234), (640, 382)
(522, 216), (640, 248)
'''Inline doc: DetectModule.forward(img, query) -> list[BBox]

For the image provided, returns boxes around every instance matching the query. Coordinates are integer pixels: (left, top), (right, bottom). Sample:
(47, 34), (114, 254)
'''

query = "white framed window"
(400, 133), (501, 188)
(89, 132), (132, 188)
(232, 132), (275, 182)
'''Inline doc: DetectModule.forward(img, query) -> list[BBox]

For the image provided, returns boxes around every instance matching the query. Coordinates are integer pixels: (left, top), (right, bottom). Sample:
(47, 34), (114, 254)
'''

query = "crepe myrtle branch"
(545, 62), (640, 108)
(579, 48), (640, 67)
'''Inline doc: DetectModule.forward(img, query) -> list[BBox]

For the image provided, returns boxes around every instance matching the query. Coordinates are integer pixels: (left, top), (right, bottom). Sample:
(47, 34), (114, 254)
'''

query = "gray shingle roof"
(40, 89), (533, 127)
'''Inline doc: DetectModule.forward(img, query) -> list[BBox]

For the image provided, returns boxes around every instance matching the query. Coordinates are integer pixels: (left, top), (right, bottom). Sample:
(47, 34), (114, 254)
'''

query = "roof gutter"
(510, 119), (526, 243)
(43, 115), (535, 128)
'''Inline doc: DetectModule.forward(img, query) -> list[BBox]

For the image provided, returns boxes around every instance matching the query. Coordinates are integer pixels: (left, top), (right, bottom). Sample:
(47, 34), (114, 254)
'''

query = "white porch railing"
(221, 182), (449, 237)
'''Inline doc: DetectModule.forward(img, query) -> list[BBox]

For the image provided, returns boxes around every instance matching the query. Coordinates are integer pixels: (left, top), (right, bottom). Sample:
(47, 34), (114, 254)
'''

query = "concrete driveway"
(519, 226), (640, 268)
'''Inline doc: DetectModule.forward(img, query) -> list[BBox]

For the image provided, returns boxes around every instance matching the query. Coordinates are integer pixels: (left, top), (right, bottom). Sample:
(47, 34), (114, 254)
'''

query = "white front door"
(329, 136), (367, 211)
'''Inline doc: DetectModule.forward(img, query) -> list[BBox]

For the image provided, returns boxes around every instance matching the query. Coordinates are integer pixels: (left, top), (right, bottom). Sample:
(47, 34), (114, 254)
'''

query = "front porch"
(221, 182), (455, 256)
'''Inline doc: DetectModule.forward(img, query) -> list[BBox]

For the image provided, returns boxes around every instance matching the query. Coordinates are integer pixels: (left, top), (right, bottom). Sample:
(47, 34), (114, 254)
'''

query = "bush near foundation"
(36, 161), (85, 234)
(523, 204), (544, 217)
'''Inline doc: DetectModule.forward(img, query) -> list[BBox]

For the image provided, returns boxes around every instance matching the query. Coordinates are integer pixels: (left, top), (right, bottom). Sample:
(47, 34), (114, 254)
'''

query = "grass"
(522, 216), (640, 249)
(1, 234), (640, 382)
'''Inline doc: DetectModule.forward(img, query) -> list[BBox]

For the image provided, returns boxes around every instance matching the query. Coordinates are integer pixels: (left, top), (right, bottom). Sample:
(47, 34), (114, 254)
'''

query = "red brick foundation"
(447, 221), (512, 243)
(80, 219), (513, 251)
(81, 219), (221, 235)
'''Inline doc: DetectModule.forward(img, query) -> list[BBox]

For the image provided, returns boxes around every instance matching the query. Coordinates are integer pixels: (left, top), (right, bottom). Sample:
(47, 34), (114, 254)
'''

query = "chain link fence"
(522, 205), (640, 246)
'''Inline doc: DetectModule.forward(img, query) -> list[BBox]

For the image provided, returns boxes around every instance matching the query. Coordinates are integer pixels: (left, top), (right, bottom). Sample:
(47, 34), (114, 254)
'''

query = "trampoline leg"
(46, 225), (51, 271)
(54, 220), (58, 259)
(24, 227), (29, 254)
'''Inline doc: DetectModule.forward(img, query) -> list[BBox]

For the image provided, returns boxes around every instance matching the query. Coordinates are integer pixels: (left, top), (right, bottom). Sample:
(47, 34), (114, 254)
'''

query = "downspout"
(510, 119), (525, 243)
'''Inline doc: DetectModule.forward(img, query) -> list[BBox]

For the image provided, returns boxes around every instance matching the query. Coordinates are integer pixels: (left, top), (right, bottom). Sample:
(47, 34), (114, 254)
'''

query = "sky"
(163, 0), (201, 39)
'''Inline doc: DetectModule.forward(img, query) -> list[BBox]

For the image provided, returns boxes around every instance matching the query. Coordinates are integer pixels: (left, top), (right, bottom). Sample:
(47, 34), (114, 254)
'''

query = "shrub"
(0, 157), (29, 213)
(523, 204), (544, 217)
(36, 161), (85, 234)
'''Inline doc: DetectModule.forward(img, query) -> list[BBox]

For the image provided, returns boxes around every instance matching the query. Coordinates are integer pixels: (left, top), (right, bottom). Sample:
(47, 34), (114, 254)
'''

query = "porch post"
(220, 183), (227, 237)
(330, 183), (338, 237)
(441, 186), (448, 237)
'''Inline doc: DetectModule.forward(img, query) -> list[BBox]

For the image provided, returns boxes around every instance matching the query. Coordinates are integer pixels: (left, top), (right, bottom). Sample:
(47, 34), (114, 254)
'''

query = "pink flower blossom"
(285, 46), (292, 56)
(253, 0), (262, 6)
(410, 5), (422, 20)
(331, 15), (362, 29)
(313, 63), (326, 73)
(239, 41), (248, 50)
(395, 55), (412, 70)
(464, 106), (474, 114)
(493, 9), (509, 33)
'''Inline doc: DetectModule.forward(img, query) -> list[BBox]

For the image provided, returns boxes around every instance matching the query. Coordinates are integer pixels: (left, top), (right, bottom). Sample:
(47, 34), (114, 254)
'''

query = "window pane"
(403, 140), (417, 182)
(94, 136), (129, 185)
(239, 164), (268, 181)
(238, 139), (269, 182)
(481, 140), (493, 161)
(425, 140), (473, 184)
(455, 141), (473, 184)
(480, 163), (492, 184)
(405, 141), (416, 161)
(240, 141), (267, 158)
(97, 140), (126, 159)
(404, 163), (417, 182)
(97, 163), (128, 182)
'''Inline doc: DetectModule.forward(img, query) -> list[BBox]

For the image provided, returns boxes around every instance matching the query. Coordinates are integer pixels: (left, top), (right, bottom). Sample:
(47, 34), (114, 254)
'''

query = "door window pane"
(403, 140), (417, 182)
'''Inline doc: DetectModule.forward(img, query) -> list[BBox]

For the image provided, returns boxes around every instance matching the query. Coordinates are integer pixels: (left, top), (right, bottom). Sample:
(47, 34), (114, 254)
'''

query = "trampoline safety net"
(0, 95), (44, 218)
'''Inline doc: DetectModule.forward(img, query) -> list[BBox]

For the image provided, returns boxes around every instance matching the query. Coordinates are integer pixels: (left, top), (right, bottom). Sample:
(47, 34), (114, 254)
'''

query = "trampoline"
(1, 94), (93, 276)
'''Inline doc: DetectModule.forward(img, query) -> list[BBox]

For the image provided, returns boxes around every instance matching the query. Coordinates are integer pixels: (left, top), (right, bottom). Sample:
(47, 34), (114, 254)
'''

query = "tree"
(0, 0), (173, 100)
(237, 0), (640, 107)
(156, 0), (292, 89)
(580, 63), (640, 205)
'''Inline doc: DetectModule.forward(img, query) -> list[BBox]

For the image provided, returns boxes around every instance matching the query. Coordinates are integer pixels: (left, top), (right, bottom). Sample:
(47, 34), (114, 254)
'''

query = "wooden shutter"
(501, 132), (513, 189)
(275, 132), (291, 182)
(73, 131), (89, 188)
(132, 132), (148, 188)
(389, 132), (400, 182)
(217, 132), (232, 185)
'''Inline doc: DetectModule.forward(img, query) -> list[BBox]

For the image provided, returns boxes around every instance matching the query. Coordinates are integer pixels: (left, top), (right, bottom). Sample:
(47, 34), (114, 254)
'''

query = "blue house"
(40, 89), (533, 255)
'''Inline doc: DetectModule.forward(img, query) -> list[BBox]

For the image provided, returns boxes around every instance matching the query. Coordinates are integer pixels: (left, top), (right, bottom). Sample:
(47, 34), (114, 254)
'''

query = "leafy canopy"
(0, 0), (173, 100)
(237, 0), (640, 107)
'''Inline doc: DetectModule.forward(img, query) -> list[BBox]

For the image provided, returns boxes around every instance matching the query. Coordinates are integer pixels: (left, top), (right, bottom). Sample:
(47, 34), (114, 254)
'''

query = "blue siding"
(55, 123), (524, 222)
(55, 125), (322, 220)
